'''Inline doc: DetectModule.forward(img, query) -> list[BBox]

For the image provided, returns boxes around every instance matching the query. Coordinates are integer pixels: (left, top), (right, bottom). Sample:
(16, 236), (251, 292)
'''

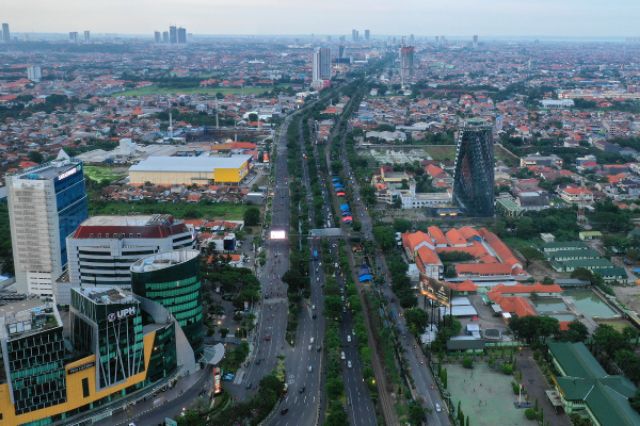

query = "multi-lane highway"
(266, 117), (326, 426)
(337, 114), (451, 426)
(310, 126), (377, 426)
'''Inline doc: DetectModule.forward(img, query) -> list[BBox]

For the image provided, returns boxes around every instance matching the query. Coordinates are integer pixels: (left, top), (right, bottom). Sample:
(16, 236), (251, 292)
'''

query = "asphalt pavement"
(338, 120), (451, 426)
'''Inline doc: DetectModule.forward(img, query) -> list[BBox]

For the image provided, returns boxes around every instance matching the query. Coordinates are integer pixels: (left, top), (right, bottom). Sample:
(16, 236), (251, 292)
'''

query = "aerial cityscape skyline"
(3, 2), (640, 425)
(3, 0), (640, 37)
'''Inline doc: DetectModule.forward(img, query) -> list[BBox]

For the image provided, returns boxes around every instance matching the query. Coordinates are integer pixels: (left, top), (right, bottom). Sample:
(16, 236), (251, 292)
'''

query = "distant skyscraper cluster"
(67, 30), (90, 43)
(156, 25), (188, 44)
(1, 23), (10, 42)
(351, 29), (371, 42)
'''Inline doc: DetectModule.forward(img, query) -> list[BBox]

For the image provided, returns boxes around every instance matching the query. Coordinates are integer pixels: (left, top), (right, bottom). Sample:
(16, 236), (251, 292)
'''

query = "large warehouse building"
(128, 155), (251, 186)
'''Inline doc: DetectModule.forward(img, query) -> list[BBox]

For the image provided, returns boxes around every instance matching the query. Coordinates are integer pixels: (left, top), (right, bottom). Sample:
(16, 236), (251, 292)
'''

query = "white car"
(308, 365), (313, 373)
(346, 334), (352, 343)
(341, 351), (346, 360)
(347, 360), (352, 368)
(435, 403), (442, 412)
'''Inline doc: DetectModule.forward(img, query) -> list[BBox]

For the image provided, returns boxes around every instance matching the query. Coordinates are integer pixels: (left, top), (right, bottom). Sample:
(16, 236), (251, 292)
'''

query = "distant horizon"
(3, 0), (639, 38)
(3, 32), (639, 43)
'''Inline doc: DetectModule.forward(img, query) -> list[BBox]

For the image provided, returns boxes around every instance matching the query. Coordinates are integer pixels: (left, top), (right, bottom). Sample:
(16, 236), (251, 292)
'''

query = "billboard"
(213, 367), (222, 395)
(270, 230), (287, 240)
(419, 275), (450, 307)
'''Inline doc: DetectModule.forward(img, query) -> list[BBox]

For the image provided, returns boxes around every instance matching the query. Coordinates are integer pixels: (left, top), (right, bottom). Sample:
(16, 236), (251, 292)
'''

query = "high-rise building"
(453, 118), (495, 217)
(0, 299), (66, 416)
(364, 29), (370, 41)
(0, 285), (196, 424)
(1, 23), (10, 42)
(131, 249), (204, 355)
(162, 31), (169, 43)
(69, 31), (78, 43)
(352, 29), (359, 42)
(71, 287), (145, 389)
(338, 44), (345, 59)
(473, 34), (479, 48)
(169, 25), (177, 43)
(27, 65), (42, 82)
(409, 34), (415, 44)
(7, 152), (88, 297)
(154, 31), (161, 43)
(59, 214), (195, 304)
(177, 27), (187, 43)
(399, 45), (415, 86)
(312, 47), (331, 82)
(83, 30), (90, 42)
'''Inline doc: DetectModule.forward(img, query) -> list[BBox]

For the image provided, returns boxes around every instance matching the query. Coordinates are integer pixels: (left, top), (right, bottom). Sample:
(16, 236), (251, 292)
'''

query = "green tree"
(407, 401), (426, 425)
(27, 150), (44, 164)
(243, 206), (261, 226)
(562, 320), (589, 342)
(405, 307), (429, 335)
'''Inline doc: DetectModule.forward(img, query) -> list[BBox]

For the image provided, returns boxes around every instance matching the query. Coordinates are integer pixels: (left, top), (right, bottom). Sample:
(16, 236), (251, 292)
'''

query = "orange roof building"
(402, 231), (434, 259)
(427, 226), (448, 246)
(446, 280), (478, 293)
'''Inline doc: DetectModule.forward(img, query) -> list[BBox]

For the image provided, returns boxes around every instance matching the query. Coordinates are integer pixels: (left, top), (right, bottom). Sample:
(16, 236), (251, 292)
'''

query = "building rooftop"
(74, 286), (138, 305)
(13, 158), (81, 181)
(72, 214), (190, 239)
(81, 214), (175, 227)
(0, 298), (62, 341)
(129, 155), (251, 173)
(131, 249), (199, 273)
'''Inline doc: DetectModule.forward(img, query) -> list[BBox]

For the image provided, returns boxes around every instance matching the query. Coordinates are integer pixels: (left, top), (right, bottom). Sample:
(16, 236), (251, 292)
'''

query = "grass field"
(424, 145), (457, 162)
(84, 166), (127, 184)
(447, 363), (536, 426)
(495, 144), (520, 167)
(89, 200), (248, 220)
(115, 85), (275, 97)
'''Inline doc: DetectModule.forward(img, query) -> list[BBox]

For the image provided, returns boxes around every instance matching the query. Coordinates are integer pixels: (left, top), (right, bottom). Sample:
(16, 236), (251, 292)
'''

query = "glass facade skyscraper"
(70, 287), (145, 390)
(131, 250), (204, 356)
(453, 118), (495, 217)
(7, 153), (88, 297)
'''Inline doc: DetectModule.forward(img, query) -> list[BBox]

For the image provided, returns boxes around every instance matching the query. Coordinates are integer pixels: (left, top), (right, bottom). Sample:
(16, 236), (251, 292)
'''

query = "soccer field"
(446, 362), (536, 426)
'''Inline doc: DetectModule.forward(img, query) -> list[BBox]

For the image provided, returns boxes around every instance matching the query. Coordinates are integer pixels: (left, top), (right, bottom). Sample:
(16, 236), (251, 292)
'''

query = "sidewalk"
(94, 367), (210, 426)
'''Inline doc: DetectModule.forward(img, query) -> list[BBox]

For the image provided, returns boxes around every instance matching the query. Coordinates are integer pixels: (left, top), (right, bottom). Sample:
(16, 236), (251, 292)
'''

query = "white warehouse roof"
(130, 155), (251, 172)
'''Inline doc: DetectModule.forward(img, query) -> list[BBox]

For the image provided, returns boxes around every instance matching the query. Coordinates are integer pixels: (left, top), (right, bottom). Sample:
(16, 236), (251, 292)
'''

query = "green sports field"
(84, 166), (127, 184)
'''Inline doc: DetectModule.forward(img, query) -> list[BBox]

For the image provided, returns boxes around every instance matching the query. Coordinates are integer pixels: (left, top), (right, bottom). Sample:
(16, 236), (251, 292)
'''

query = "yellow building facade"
(0, 332), (156, 425)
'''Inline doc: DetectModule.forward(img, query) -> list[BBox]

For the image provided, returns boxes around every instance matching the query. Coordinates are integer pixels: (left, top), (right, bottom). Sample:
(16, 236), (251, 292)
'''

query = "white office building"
(27, 65), (42, 82)
(58, 215), (195, 305)
(7, 153), (88, 297)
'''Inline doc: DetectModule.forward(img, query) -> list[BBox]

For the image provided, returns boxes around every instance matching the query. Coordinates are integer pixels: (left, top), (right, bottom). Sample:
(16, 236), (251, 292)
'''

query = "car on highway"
(264, 335), (271, 341)
(347, 334), (352, 343)
(308, 365), (313, 373)
(347, 360), (352, 368)
(299, 386), (306, 394)
(308, 344), (313, 351)
(340, 351), (346, 360)
(280, 408), (289, 415)
(310, 337), (314, 344)
(435, 403), (442, 412)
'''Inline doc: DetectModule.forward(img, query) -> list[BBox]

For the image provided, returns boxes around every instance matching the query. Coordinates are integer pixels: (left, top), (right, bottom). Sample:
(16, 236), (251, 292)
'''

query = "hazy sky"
(4, 0), (640, 37)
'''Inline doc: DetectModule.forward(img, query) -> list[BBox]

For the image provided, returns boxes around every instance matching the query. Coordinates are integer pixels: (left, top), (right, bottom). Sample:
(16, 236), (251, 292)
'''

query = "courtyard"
(446, 362), (536, 426)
